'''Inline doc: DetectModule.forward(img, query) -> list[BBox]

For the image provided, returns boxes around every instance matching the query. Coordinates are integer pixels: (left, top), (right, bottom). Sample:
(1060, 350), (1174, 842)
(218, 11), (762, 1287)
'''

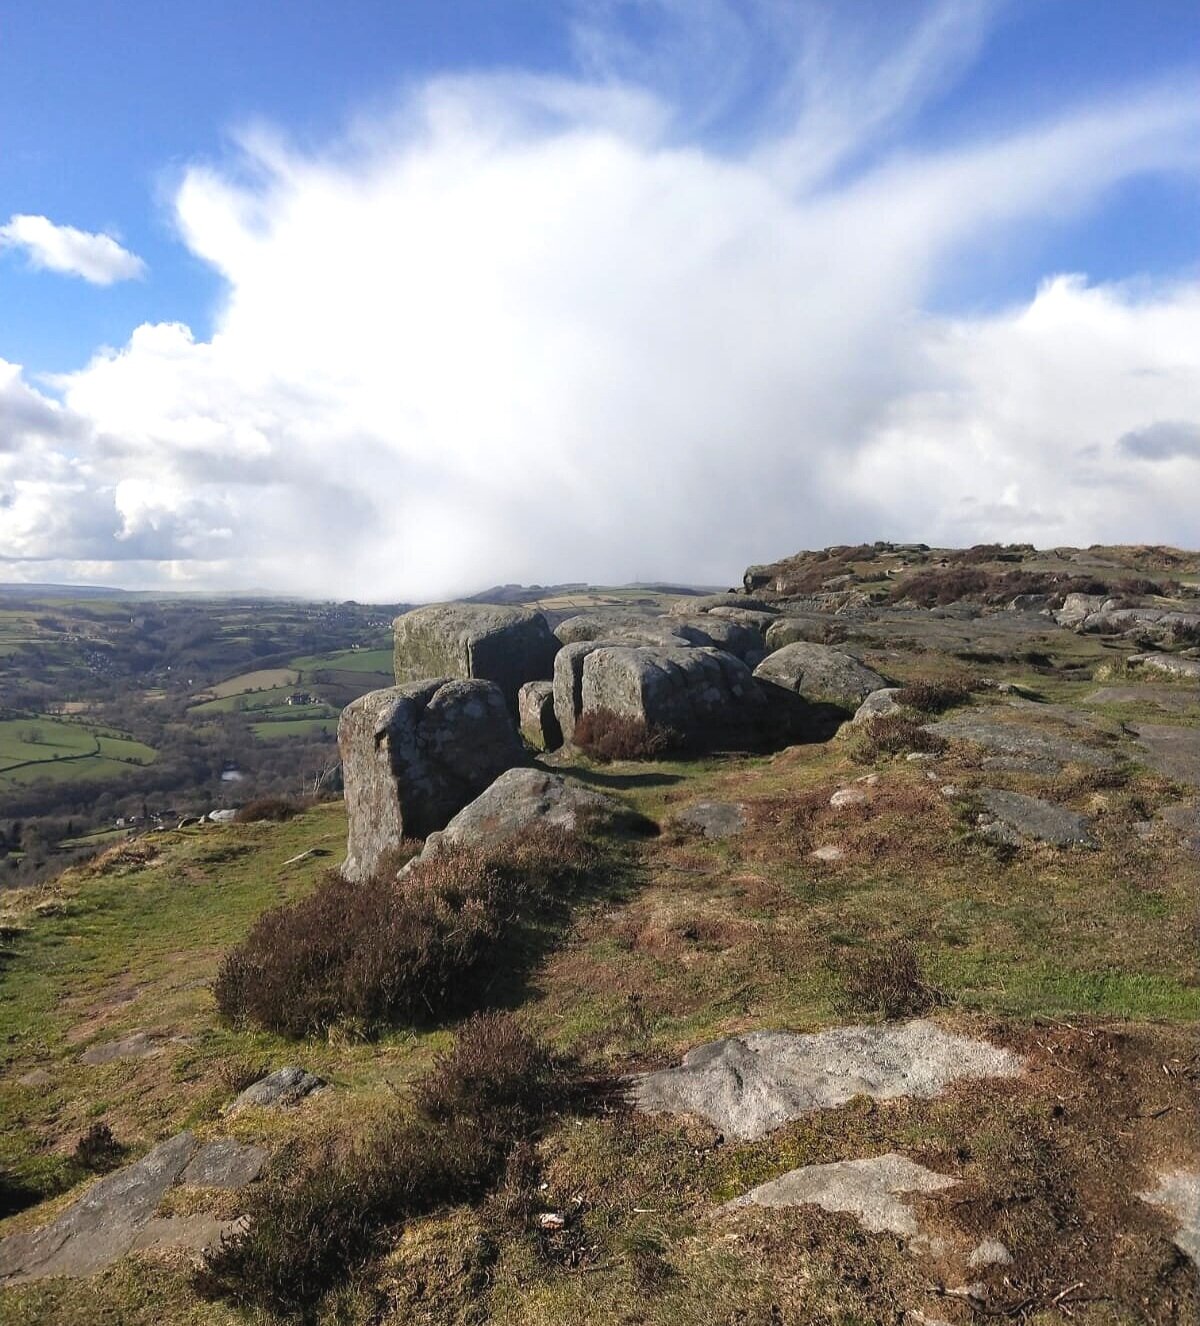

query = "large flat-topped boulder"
(393, 603), (559, 711)
(672, 616), (766, 662)
(754, 642), (889, 712)
(338, 679), (523, 880)
(554, 613), (689, 648)
(577, 645), (765, 748)
(632, 1021), (1022, 1140)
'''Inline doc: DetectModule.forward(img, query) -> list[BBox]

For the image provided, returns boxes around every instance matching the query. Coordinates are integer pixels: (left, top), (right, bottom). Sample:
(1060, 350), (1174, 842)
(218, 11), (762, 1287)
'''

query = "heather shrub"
(573, 708), (677, 761)
(894, 678), (972, 714)
(234, 797), (300, 823)
(832, 941), (945, 1019)
(851, 715), (947, 763)
(73, 1121), (125, 1173)
(214, 828), (591, 1037)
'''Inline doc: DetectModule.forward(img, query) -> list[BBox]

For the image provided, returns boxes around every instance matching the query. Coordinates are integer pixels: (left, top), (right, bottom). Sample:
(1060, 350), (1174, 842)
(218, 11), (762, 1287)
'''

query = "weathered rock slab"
(926, 715), (1117, 771)
(180, 1138), (269, 1189)
(1127, 652), (1200, 681)
(0, 1131), (197, 1282)
(80, 1030), (167, 1066)
(725, 1153), (958, 1237)
(853, 688), (905, 724)
(338, 679), (523, 880)
(1130, 723), (1200, 786)
(632, 1021), (1022, 1140)
(977, 789), (1097, 848)
(576, 645), (765, 748)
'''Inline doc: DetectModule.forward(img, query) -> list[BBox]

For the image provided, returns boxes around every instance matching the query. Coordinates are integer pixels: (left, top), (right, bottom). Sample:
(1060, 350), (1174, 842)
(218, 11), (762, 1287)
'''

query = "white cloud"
(1, 3), (1198, 595)
(0, 214), (146, 284)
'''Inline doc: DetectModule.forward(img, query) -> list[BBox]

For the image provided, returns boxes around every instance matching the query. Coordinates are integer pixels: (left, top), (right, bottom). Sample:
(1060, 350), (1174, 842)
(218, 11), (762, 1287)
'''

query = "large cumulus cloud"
(1, 2), (1198, 596)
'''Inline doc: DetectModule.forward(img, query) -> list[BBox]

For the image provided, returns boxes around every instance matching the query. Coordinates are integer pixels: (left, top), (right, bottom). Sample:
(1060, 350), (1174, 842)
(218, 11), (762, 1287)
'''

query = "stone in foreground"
(925, 715), (1117, 771)
(518, 679), (562, 751)
(853, 688), (905, 724)
(1140, 1170), (1200, 1265)
(413, 767), (640, 860)
(338, 679), (523, 880)
(632, 1020), (1022, 1140)
(1130, 723), (1200, 786)
(725, 1153), (958, 1238)
(977, 788), (1097, 848)
(755, 642), (889, 712)
(393, 603), (559, 711)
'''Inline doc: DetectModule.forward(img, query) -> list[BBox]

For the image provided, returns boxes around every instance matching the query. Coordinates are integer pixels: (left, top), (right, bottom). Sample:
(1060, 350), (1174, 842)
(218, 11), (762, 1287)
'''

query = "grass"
(195, 668), (301, 700)
(289, 647), (394, 674)
(251, 718), (338, 741)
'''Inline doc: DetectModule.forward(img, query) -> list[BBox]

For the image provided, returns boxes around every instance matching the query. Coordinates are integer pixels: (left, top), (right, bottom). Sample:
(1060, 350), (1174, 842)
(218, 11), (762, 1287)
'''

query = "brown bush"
(894, 678), (972, 713)
(573, 708), (677, 761)
(233, 797), (301, 823)
(198, 1015), (596, 1318)
(213, 829), (591, 1037)
(832, 940), (945, 1019)
(73, 1121), (125, 1173)
(851, 715), (947, 763)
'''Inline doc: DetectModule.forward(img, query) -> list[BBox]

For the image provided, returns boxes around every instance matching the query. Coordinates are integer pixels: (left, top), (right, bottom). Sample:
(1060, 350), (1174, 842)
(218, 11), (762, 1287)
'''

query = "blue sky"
(0, 1), (1198, 594)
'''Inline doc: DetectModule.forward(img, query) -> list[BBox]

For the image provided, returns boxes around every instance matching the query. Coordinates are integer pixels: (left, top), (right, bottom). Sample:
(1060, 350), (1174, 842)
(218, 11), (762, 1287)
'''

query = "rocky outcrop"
(1126, 652), (1200, 680)
(225, 1066), (326, 1116)
(574, 645), (765, 748)
(338, 679), (523, 880)
(754, 642), (889, 712)
(518, 680), (562, 751)
(671, 616), (766, 662)
(393, 603), (559, 711)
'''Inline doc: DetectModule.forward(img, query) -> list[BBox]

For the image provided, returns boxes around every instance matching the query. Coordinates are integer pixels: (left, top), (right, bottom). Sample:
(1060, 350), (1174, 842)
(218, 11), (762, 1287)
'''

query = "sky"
(0, 0), (1198, 600)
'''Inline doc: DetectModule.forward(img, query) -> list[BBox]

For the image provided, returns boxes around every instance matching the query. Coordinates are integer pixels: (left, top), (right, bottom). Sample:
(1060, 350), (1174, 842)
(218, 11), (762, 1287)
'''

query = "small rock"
(968, 1237), (1012, 1268)
(225, 1066), (325, 1116)
(853, 688), (905, 724)
(16, 1068), (51, 1088)
(830, 787), (868, 809)
(810, 845), (844, 862)
(674, 801), (748, 839)
(206, 809), (238, 825)
(537, 1212), (566, 1231)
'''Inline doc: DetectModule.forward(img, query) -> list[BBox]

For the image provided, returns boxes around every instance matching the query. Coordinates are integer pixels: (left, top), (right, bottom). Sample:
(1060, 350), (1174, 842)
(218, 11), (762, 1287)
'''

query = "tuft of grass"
(830, 940), (946, 1019)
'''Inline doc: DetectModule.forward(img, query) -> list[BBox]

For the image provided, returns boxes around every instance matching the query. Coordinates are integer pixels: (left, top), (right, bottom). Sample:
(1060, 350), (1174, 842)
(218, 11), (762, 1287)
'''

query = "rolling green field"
(289, 647), (393, 673)
(0, 717), (157, 790)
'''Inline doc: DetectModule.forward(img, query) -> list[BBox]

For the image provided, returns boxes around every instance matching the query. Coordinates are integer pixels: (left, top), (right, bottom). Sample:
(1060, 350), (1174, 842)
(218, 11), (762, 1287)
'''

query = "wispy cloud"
(0, 214), (146, 284)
